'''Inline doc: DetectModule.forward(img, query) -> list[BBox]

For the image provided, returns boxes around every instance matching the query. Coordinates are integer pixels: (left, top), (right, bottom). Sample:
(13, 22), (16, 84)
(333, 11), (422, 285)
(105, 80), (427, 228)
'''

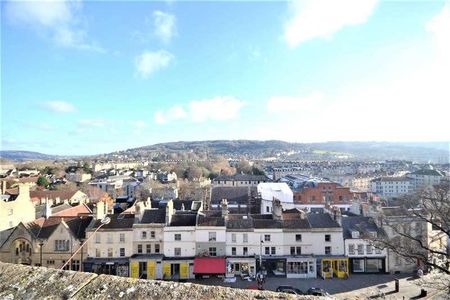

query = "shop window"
(352, 259), (365, 272)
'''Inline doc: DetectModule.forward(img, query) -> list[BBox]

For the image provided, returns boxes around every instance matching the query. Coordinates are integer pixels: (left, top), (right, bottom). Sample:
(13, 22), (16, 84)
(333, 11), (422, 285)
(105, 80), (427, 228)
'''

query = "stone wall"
(0, 262), (317, 299)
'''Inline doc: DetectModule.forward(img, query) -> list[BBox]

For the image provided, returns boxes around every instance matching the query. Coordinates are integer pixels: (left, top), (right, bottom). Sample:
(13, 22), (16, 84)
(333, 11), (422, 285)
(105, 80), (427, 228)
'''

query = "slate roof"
(197, 212), (225, 227)
(226, 215), (254, 229)
(381, 206), (409, 217)
(409, 169), (444, 176)
(30, 190), (78, 202)
(211, 187), (255, 205)
(36, 216), (93, 239)
(90, 213), (135, 230)
(307, 213), (341, 228)
(341, 216), (383, 239)
(169, 213), (197, 226)
(140, 209), (166, 224)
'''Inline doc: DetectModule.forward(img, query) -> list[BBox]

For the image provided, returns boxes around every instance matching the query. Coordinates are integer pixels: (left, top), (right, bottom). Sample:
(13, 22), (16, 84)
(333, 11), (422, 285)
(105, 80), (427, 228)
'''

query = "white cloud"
(5, 0), (104, 52)
(153, 10), (176, 43)
(283, 0), (378, 48)
(426, 3), (450, 67)
(135, 50), (174, 78)
(43, 100), (76, 113)
(154, 96), (246, 125)
(267, 92), (324, 114)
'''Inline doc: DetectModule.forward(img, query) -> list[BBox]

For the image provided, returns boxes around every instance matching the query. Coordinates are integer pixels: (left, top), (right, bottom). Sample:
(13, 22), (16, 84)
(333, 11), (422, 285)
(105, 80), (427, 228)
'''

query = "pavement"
(189, 273), (447, 299)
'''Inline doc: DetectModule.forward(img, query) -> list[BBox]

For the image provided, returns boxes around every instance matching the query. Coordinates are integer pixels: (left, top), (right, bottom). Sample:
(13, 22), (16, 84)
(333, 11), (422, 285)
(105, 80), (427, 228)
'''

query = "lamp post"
(60, 216), (111, 271)
(39, 240), (44, 266)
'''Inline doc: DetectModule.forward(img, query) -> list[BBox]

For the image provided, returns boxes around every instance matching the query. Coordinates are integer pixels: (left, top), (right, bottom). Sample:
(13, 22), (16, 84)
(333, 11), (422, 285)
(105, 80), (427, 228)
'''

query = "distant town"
(0, 140), (449, 297)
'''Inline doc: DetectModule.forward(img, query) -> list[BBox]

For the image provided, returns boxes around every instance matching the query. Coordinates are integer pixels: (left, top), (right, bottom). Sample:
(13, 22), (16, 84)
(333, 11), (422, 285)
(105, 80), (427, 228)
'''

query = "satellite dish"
(101, 216), (111, 225)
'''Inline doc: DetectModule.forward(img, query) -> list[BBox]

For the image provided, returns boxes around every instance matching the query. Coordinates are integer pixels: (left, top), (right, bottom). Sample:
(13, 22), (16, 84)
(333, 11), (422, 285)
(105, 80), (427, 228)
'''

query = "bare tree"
(370, 181), (450, 290)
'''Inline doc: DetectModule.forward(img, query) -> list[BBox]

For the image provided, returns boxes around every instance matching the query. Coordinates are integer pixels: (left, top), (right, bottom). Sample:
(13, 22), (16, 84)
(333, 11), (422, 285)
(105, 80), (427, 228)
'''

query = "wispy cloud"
(154, 96), (246, 125)
(153, 10), (177, 43)
(4, 0), (104, 52)
(42, 100), (76, 113)
(135, 50), (174, 78)
(283, 0), (378, 48)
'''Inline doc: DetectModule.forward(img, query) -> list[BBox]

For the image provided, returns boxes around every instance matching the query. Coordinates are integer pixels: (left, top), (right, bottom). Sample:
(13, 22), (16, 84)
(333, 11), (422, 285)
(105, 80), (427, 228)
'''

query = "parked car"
(306, 287), (330, 296)
(276, 285), (304, 295)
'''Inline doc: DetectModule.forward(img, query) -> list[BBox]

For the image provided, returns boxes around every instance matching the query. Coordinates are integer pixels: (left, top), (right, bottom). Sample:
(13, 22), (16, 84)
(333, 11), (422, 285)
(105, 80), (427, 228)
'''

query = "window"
(243, 247), (248, 255)
(209, 247), (217, 256)
(151, 231), (155, 238)
(264, 234), (271, 242)
(266, 206), (270, 213)
(107, 233), (112, 244)
(62, 260), (70, 270)
(155, 244), (160, 253)
(174, 234), (181, 241)
(271, 247), (276, 255)
(231, 247), (236, 256)
(95, 248), (100, 257)
(55, 240), (69, 251)
(395, 256), (401, 266)
(120, 248), (125, 257)
(142, 231), (147, 239)
(357, 244), (364, 255)
(46, 260), (55, 265)
(71, 260), (80, 271)
(325, 234), (331, 242)
(107, 248), (113, 257)
(138, 244), (143, 254)
(325, 246), (331, 255)
(265, 247), (270, 255)
(146, 244), (151, 254)
(290, 247), (301, 255)
(290, 247), (296, 255)
(375, 247), (382, 254)
(243, 233), (248, 243)
(295, 234), (302, 242)
(209, 232), (216, 242)
(95, 234), (101, 244)
(119, 233), (125, 243)
(366, 245), (373, 254)
(231, 233), (236, 243)
(349, 244), (355, 255)
(174, 248), (181, 256)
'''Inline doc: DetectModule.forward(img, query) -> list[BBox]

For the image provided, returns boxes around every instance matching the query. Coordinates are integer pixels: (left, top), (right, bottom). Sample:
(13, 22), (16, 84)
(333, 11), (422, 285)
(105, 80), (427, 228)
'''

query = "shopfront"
(83, 258), (129, 277)
(258, 257), (286, 277)
(318, 257), (349, 279)
(193, 257), (226, 278)
(286, 257), (317, 279)
(226, 257), (256, 277)
(162, 258), (194, 280)
(129, 254), (163, 279)
(349, 257), (386, 273)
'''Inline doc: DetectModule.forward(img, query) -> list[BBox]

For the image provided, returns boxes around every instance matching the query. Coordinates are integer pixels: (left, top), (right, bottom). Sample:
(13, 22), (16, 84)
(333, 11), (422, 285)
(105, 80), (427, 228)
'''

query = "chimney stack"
(272, 198), (282, 220)
(221, 199), (229, 219)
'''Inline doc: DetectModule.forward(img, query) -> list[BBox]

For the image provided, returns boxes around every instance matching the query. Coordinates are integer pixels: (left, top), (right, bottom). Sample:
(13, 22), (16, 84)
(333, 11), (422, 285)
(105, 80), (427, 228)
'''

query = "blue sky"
(1, 0), (450, 155)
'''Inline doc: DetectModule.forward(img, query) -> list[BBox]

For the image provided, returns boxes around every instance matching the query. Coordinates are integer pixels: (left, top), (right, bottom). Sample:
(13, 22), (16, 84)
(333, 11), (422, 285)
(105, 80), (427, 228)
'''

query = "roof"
(409, 169), (444, 176)
(30, 190), (83, 204)
(214, 174), (270, 182)
(307, 213), (341, 228)
(90, 213), (135, 230)
(211, 187), (255, 205)
(193, 257), (226, 274)
(169, 213), (197, 226)
(371, 176), (411, 182)
(140, 209), (166, 224)
(226, 214), (254, 229)
(341, 216), (383, 239)
(36, 216), (93, 239)
(197, 211), (225, 227)
(381, 206), (409, 217)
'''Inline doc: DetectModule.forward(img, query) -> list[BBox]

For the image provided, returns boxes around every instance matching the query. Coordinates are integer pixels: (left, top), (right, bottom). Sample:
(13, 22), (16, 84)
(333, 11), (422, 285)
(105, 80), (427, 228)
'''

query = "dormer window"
(351, 231), (360, 239)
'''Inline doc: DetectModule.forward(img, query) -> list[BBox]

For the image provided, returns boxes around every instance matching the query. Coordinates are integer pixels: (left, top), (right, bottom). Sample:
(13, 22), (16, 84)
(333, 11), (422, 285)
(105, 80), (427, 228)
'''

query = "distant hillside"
(0, 150), (60, 161)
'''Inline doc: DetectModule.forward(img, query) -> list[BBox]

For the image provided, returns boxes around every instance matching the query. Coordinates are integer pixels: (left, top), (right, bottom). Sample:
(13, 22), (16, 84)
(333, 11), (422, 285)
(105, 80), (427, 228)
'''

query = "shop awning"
(193, 257), (226, 274)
